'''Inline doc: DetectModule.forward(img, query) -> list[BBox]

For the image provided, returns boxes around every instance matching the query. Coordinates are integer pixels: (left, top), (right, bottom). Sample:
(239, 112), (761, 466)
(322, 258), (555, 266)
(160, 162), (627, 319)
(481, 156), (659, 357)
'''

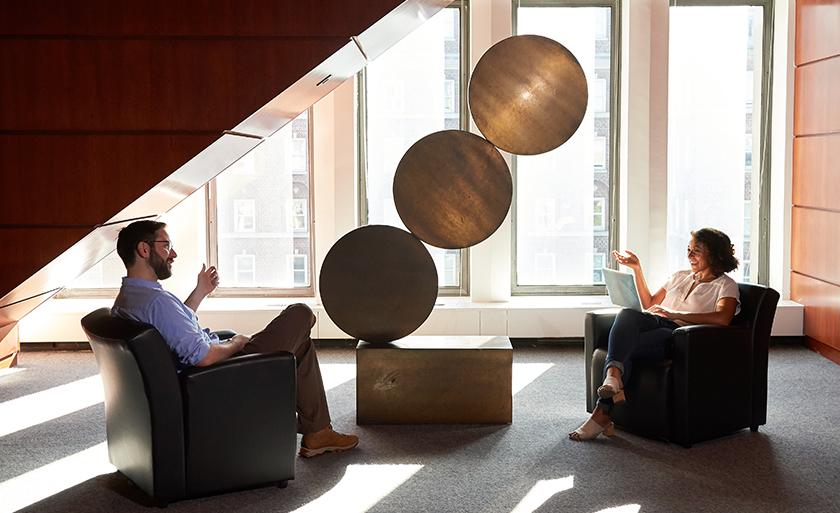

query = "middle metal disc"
(393, 130), (512, 250)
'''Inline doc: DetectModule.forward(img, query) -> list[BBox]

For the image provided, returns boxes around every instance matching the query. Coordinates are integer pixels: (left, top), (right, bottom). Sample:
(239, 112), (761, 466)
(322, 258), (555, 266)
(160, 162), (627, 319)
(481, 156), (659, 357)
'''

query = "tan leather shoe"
(300, 428), (359, 458)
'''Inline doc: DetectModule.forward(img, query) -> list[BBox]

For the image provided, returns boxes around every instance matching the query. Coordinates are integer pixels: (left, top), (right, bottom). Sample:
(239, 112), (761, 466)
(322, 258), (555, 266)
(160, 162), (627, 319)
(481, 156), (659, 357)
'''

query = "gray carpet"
(1, 344), (839, 513)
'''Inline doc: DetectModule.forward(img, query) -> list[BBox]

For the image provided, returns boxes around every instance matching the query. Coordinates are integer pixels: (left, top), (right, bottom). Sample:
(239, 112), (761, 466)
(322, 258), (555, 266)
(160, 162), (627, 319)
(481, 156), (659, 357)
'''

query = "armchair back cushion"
(81, 308), (186, 501)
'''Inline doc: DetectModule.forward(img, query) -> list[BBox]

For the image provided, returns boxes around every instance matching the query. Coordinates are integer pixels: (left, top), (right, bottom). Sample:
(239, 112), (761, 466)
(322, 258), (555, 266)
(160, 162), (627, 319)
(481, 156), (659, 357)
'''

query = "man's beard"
(149, 251), (172, 280)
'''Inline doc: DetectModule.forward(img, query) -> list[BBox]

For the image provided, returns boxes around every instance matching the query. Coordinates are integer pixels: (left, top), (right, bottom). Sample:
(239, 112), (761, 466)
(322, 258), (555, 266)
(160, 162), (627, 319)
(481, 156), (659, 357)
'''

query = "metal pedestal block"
(356, 336), (512, 424)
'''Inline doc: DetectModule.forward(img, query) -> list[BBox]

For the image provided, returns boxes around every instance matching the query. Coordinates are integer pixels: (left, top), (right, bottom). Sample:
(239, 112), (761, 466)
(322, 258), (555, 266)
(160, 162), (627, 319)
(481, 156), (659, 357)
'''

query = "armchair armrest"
(584, 308), (621, 353)
(180, 352), (297, 495)
(584, 308), (620, 413)
(211, 329), (237, 341)
(670, 324), (753, 445)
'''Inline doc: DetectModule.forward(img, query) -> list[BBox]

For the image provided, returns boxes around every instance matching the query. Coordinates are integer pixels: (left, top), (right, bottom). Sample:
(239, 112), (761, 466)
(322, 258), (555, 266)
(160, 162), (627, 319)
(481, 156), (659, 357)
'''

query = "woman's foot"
(597, 374), (625, 403)
(568, 417), (615, 441)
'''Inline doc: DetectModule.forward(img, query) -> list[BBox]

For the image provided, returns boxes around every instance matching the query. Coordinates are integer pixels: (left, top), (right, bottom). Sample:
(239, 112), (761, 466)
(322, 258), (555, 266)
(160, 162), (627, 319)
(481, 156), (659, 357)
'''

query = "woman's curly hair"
(691, 227), (739, 274)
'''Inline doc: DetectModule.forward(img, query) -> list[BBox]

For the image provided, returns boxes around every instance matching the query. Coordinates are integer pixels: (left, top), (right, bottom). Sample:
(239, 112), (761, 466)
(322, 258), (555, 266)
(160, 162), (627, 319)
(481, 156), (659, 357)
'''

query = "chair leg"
(278, 480), (288, 489)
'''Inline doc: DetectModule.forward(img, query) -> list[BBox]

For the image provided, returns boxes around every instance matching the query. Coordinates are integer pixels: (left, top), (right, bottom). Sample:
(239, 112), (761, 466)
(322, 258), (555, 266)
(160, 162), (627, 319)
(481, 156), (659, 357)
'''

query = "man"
(111, 220), (358, 458)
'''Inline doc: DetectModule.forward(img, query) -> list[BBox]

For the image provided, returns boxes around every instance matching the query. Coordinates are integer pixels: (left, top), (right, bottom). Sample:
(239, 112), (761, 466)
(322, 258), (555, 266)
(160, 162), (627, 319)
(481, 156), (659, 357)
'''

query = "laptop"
(602, 268), (642, 311)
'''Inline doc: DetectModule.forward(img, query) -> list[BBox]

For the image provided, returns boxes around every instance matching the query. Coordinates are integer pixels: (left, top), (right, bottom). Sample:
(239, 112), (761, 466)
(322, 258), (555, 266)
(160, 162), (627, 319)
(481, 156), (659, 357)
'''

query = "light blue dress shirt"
(112, 277), (219, 370)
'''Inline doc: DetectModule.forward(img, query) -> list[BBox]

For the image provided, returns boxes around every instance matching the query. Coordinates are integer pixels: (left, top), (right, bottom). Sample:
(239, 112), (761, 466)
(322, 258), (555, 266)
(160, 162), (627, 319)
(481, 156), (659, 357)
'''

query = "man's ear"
(135, 241), (149, 259)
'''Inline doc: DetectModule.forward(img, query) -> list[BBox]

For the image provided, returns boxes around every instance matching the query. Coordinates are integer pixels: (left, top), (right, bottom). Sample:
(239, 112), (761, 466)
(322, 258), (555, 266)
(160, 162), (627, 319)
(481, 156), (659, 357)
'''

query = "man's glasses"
(145, 240), (173, 252)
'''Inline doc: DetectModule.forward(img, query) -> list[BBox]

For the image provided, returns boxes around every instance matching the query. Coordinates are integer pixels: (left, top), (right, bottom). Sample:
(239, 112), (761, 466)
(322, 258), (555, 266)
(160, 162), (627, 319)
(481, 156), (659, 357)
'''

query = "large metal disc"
(468, 34), (588, 156)
(393, 130), (512, 250)
(319, 225), (438, 343)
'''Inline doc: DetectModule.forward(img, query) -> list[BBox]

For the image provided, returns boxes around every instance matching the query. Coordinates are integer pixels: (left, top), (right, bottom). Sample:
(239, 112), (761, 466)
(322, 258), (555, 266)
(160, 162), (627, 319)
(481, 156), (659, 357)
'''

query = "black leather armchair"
(81, 308), (297, 505)
(584, 283), (780, 447)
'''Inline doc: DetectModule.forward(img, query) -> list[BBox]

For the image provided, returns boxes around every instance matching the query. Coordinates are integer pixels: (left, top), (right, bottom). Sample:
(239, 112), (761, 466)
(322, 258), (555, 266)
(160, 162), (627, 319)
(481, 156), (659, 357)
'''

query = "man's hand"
(196, 334), (250, 367)
(230, 334), (250, 352)
(184, 264), (220, 312)
(195, 264), (220, 298)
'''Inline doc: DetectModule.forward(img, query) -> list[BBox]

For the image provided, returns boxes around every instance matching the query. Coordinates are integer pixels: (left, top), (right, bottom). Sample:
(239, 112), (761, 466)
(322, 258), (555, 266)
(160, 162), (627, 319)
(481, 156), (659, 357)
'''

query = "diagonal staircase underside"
(0, 0), (452, 366)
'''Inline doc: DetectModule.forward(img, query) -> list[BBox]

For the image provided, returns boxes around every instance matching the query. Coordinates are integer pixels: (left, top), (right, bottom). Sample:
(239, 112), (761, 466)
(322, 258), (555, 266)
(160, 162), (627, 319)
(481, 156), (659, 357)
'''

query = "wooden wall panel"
(794, 57), (840, 136)
(792, 134), (840, 210)
(0, 0), (409, 365)
(0, 134), (217, 226)
(791, 207), (840, 286)
(0, 39), (345, 131)
(0, 0), (402, 38)
(0, 228), (91, 298)
(794, 0), (840, 366)
(791, 272), (840, 359)
(795, 0), (840, 65)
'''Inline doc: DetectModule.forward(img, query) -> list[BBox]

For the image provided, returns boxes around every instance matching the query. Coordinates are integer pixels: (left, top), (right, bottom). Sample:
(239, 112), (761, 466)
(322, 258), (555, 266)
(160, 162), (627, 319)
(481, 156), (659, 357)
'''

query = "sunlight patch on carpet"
(512, 363), (554, 395)
(593, 505), (641, 513)
(510, 476), (574, 513)
(320, 363), (356, 391)
(0, 367), (26, 380)
(0, 442), (113, 513)
(290, 464), (423, 513)
(0, 375), (103, 438)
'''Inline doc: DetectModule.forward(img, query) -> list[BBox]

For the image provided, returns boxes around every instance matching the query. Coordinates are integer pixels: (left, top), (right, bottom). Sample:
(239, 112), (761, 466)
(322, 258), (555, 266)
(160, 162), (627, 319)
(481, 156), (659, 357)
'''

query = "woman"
(569, 227), (741, 441)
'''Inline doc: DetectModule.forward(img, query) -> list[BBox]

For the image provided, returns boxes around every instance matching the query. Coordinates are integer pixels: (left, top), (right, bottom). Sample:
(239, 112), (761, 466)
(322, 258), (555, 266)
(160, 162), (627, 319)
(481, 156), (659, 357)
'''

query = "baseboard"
(770, 336), (806, 346)
(805, 336), (840, 365)
(21, 342), (92, 352)
(18, 336), (809, 353)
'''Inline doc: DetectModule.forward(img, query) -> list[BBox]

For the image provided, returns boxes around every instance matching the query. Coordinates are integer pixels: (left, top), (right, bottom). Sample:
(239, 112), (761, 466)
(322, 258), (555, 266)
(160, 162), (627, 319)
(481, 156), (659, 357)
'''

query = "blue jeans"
(597, 308), (679, 412)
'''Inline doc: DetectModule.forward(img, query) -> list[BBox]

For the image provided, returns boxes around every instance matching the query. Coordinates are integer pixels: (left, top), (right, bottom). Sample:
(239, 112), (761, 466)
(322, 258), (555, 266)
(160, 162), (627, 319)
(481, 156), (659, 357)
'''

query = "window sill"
(19, 296), (803, 342)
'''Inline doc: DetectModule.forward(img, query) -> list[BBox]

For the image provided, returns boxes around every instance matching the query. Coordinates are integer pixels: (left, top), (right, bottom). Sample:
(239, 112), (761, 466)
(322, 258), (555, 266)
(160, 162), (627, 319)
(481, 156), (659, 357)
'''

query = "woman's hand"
(612, 249), (641, 271)
(647, 304), (681, 320)
(195, 264), (220, 298)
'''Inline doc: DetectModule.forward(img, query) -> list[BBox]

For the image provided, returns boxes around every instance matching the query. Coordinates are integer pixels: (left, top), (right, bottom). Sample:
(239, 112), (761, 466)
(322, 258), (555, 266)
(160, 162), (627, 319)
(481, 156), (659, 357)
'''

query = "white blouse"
(659, 270), (740, 326)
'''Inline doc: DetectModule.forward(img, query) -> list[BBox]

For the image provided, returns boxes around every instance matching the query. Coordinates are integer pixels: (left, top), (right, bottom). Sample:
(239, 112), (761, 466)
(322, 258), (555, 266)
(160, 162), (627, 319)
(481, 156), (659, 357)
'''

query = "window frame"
(667, 0), (774, 286)
(206, 107), (316, 297)
(511, 0), (622, 295)
(357, 0), (471, 297)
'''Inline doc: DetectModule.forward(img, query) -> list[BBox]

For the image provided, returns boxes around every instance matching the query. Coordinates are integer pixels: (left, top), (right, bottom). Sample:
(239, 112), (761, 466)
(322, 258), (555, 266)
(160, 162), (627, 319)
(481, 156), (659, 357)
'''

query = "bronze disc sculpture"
(393, 130), (512, 249)
(468, 34), (588, 156)
(319, 225), (438, 343)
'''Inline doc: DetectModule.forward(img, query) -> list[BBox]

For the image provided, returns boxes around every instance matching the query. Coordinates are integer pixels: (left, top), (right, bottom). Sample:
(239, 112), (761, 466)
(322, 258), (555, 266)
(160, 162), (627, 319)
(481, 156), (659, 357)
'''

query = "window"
(592, 78), (608, 113)
(443, 252), (459, 286)
(593, 197), (606, 232)
(666, 2), (770, 284)
(233, 199), (256, 233)
(359, 2), (468, 295)
(66, 190), (207, 294)
(444, 79), (456, 114)
(233, 252), (256, 286)
(513, 1), (619, 294)
(592, 252), (606, 283)
(534, 198), (557, 233)
(291, 199), (308, 233)
(287, 254), (309, 287)
(535, 252), (557, 282)
(594, 136), (607, 168)
(210, 109), (314, 294)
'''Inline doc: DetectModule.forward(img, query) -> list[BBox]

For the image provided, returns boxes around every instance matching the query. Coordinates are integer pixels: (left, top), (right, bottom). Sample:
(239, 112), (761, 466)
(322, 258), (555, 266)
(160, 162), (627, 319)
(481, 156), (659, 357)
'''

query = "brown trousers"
(240, 303), (331, 434)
